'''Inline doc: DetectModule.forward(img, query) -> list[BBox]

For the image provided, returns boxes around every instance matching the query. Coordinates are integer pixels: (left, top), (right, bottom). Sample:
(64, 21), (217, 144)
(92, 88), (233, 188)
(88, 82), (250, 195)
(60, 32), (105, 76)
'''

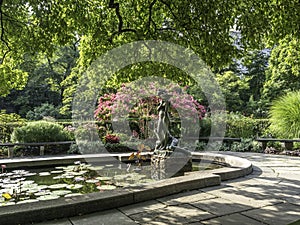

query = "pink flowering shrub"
(94, 80), (206, 139)
(104, 133), (120, 144)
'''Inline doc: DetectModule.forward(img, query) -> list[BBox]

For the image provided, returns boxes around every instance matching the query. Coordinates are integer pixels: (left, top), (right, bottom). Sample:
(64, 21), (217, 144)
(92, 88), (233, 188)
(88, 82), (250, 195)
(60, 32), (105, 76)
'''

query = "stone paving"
(36, 152), (300, 225)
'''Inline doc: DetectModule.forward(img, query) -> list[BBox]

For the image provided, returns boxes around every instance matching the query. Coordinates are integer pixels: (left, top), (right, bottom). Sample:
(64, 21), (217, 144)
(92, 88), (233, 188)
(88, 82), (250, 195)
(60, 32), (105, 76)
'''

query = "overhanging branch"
(0, 0), (10, 63)
(108, 0), (137, 42)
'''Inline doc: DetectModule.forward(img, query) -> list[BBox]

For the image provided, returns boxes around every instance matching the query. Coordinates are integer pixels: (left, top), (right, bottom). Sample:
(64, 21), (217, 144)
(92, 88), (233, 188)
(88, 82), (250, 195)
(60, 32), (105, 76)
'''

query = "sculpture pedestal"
(151, 149), (192, 180)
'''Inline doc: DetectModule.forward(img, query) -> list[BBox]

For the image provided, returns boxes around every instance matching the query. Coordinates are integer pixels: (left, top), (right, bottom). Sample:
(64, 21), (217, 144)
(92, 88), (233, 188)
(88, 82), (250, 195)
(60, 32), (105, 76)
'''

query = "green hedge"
(11, 121), (74, 143)
(0, 111), (26, 143)
(200, 113), (270, 138)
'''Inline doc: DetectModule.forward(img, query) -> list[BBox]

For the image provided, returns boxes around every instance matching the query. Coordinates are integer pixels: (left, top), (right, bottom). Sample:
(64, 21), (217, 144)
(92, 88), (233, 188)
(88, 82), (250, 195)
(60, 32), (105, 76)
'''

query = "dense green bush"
(11, 121), (73, 143)
(0, 110), (26, 143)
(226, 113), (269, 138)
(199, 113), (269, 138)
(269, 91), (300, 138)
(26, 103), (62, 121)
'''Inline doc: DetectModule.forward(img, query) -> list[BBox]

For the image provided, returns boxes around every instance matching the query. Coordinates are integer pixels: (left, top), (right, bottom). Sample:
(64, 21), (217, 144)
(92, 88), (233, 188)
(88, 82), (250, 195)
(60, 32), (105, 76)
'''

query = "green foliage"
(226, 113), (269, 138)
(230, 138), (261, 152)
(26, 103), (62, 121)
(200, 113), (270, 138)
(269, 91), (300, 138)
(216, 71), (249, 112)
(0, 46), (78, 117)
(11, 121), (73, 143)
(0, 111), (26, 143)
(1, 0), (299, 97)
(263, 36), (300, 103)
(0, 62), (28, 96)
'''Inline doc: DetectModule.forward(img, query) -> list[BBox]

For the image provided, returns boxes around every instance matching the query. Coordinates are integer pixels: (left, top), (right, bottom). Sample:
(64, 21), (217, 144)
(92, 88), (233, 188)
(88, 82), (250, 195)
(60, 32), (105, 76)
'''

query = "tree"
(0, 45), (78, 117)
(262, 36), (300, 105)
(0, 0), (299, 96)
(215, 71), (249, 113)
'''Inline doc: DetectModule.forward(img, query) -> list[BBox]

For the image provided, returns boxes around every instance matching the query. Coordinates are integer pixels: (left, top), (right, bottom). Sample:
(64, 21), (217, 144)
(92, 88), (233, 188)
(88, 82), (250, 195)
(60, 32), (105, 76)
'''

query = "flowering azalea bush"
(104, 133), (120, 144)
(94, 79), (206, 140)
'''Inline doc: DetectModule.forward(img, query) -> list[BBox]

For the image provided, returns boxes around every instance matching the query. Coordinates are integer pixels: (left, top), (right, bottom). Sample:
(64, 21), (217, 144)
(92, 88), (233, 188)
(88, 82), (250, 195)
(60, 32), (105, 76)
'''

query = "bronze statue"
(154, 90), (178, 152)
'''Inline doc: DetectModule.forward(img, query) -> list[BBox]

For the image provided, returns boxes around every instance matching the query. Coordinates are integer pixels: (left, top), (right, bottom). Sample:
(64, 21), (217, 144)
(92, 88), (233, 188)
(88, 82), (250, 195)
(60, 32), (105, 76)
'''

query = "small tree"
(269, 91), (300, 138)
(94, 80), (206, 139)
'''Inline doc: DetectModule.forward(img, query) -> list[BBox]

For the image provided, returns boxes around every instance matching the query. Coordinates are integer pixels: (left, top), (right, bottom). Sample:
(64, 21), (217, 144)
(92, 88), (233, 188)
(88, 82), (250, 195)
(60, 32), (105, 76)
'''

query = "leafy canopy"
(0, 0), (299, 96)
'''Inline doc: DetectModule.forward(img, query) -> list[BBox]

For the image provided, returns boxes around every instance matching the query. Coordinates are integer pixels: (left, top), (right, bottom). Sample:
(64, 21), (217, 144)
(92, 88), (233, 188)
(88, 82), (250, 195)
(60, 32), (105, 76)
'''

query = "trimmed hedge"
(200, 113), (270, 138)
(11, 121), (74, 143)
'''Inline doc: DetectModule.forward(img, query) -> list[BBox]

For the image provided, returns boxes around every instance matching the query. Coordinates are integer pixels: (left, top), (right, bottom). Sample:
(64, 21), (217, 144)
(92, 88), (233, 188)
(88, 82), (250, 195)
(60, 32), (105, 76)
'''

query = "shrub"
(199, 113), (270, 138)
(26, 103), (61, 121)
(94, 80), (206, 139)
(104, 133), (120, 144)
(0, 111), (26, 143)
(230, 138), (261, 152)
(226, 113), (269, 138)
(269, 91), (300, 138)
(11, 121), (73, 143)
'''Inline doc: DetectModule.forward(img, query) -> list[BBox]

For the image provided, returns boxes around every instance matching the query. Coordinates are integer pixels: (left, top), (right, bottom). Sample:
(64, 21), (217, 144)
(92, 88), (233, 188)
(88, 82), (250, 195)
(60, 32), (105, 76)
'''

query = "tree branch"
(0, 0), (11, 63)
(158, 0), (178, 20)
(147, 0), (157, 33)
(108, 0), (137, 42)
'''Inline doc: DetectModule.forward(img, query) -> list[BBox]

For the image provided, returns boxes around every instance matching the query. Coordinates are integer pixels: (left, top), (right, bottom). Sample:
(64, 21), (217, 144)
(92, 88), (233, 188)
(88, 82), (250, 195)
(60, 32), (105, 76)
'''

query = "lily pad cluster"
(0, 161), (154, 206)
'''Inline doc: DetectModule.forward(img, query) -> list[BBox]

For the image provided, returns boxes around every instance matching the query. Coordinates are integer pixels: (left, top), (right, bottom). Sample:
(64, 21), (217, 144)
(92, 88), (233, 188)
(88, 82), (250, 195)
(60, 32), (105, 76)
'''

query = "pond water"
(0, 160), (224, 206)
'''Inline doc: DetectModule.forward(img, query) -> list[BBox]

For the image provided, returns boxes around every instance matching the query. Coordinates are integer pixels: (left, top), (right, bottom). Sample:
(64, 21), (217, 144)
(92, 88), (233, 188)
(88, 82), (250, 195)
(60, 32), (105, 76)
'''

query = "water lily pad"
(140, 179), (155, 183)
(65, 172), (82, 176)
(50, 170), (64, 174)
(65, 193), (83, 198)
(89, 166), (104, 171)
(2, 202), (15, 206)
(23, 173), (37, 177)
(73, 176), (85, 182)
(96, 176), (112, 181)
(63, 175), (74, 179)
(34, 190), (51, 196)
(66, 184), (83, 190)
(37, 185), (48, 190)
(36, 194), (60, 201)
(1, 183), (18, 188)
(52, 190), (72, 196)
(113, 174), (129, 181)
(96, 185), (116, 190)
(53, 175), (64, 180)
(48, 184), (68, 189)
(55, 166), (66, 170)
(105, 164), (114, 168)
(17, 199), (39, 204)
(78, 171), (88, 175)
(39, 172), (51, 176)
(12, 170), (27, 175)
(21, 180), (35, 185)
(85, 179), (99, 183)
(115, 182), (131, 187)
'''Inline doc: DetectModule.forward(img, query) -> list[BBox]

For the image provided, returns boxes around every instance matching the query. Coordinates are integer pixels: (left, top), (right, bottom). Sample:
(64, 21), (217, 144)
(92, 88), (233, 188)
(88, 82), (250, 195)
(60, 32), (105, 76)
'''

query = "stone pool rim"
(0, 152), (252, 225)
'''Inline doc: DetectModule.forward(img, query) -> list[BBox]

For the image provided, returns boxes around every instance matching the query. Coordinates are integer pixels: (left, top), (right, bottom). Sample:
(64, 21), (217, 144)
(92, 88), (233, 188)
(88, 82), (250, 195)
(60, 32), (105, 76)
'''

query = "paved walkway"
(36, 152), (300, 225)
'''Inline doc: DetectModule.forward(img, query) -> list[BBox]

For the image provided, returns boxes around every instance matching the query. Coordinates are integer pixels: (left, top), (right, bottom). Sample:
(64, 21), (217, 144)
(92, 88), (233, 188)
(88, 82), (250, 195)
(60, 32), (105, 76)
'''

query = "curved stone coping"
(191, 152), (253, 181)
(0, 152), (252, 225)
